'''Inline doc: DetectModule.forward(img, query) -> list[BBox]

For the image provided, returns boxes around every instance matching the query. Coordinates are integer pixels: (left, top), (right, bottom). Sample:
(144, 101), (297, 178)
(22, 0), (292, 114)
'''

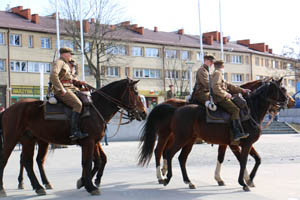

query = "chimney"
(135, 27), (144, 35)
(90, 18), (95, 23)
(178, 29), (184, 35)
(203, 35), (213, 45)
(154, 26), (158, 32)
(131, 24), (138, 29)
(237, 39), (250, 47)
(20, 8), (31, 20)
(11, 6), (23, 14)
(31, 14), (39, 24)
(268, 49), (273, 54)
(265, 45), (269, 51)
(223, 37), (227, 44)
(120, 21), (130, 26)
(110, 25), (116, 31)
(83, 20), (89, 33)
(249, 43), (267, 53)
(203, 31), (219, 42)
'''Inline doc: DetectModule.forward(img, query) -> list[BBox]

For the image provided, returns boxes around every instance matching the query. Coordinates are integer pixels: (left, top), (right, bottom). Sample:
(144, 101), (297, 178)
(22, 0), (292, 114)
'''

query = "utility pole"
(7, 28), (11, 107)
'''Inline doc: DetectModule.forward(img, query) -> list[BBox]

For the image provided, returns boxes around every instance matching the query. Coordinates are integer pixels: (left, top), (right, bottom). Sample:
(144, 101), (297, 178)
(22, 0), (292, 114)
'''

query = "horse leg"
(214, 145), (227, 186)
(178, 140), (196, 189)
(246, 147), (261, 187)
(94, 144), (107, 187)
(238, 144), (252, 192)
(154, 134), (169, 184)
(81, 141), (99, 195)
(36, 140), (52, 189)
(17, 152), (25, 189)
(21, 141), (46, 195)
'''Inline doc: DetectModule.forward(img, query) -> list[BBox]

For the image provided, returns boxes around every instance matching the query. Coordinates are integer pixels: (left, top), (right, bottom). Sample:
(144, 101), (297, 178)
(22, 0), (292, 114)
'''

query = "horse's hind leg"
(178, 140), (196, 189)
(214, 145), (227, 186)
(36, 140), (52, 189)
(94, 144), (107, 187)
(21, 140), (46, 195)
(17, 152), (25, 189)
(154, 134), (169, 184)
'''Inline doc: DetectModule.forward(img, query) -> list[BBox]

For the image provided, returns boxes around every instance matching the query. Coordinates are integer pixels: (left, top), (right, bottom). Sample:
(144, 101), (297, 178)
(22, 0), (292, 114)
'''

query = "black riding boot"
(80, 106), (90, 118)
(70, 112), (88, 141)
(231, 119), (249, 141)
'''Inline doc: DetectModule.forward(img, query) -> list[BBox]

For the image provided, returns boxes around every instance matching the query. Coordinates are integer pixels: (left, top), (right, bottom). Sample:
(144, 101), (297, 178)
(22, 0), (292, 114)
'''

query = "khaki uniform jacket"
(50, 58), (79, 95)
(195, 64), (209, 93)
(211, 69), (243, 103)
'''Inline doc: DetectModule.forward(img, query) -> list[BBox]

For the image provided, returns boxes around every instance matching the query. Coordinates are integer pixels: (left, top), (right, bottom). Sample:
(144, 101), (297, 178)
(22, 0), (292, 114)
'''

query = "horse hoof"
(189, 183), (196, 189)
(94, 180), (101, 187)
(18, 183), (24, 189)
(163, 179), (169, 186)
(0, 189), (7, 197)
(90, 189), (101, 195)
(246, 180), (255, 187)
(217, 181), (225, 186)
(36, 188), (46, 195)
(77, 178), (83, 189)
(243, 186), (250, 192)
(45, 184), (53, 190)
(158, 179), (164, 184)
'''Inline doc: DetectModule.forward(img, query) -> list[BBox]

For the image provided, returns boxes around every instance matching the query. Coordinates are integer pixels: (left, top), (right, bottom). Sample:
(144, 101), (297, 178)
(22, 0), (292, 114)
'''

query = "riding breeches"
(57, 90), (82, 113)
(217, 99), (240, 120)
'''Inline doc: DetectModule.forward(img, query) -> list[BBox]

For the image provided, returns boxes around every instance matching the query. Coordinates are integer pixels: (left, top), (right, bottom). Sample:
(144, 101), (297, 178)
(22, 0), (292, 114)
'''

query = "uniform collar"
(202, 64), (209, 71)
(60, 56), (69, 63)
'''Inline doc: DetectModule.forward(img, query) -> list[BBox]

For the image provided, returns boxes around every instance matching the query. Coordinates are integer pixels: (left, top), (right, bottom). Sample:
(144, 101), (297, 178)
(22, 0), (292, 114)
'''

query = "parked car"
(292, 91), (300, 108)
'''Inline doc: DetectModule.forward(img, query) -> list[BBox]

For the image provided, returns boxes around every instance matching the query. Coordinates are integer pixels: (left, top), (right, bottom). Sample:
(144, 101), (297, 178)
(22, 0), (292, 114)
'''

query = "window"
(41, 37), (51, 49)
(132, 47), (142, 56)
(0, 60), (5, 71)
(256, 75), (264, 80)
(224, 73), (228, 81)
(196, 52), (202, 61)
(232, 55), (242, 64)
(106, 45), (127, 55)
(165, 70), (179, 79)
(255, 57), (260, 66)
(225, 54), (231, 63)
(231, 74), (243, 83)
(261, 58), (264, 66)
(181, 71), (190, 80)
(28, 35), (33, 48)
(165, 49), (177, 59)
(265, 59), (269, 67)
(84, 65), (92, 76)
(0, 33), (4, 44)
(245, 56), (249, 64)
(10, 34), (21, 46)
(133, 68), (160, 78)
(145, 48), (159, 57)
(181, 51), (189, 60)
(106, 66), (119, 77)
(287, 63), (294, 71)
(60, 39), (74, 50)
(288, 80), (295, 87)
(125, 67), (130, 77)
(28, 62), (50, 73)
(10, 61), (27, 72)
(84, 41), (90, 52)
(273, 60), (279, 69)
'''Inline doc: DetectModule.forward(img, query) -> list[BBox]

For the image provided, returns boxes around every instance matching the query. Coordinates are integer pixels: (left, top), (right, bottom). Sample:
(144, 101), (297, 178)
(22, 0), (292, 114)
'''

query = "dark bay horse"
(0, 78), (144, 197)
(138, 78), (294, 185)
(161, 79), (287, 191)
(17, 95), (147, 191)
(138, 79), (288, 191)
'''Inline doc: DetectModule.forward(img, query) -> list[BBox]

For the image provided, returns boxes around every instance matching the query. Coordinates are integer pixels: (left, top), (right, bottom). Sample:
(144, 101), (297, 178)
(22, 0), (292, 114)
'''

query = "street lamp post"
(186, 61), (195, 95)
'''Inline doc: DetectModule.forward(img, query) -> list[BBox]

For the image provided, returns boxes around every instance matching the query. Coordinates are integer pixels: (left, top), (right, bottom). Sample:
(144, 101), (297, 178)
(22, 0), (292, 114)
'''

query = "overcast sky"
(1, 0), (299, 54)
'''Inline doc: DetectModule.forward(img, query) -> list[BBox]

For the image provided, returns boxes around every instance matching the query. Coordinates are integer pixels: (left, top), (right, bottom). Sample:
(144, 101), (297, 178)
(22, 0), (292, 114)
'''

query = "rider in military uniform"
(193, 54), (216, 104)
(166, 85), (175, 99)
(211, 60), (250, 141)
(50, 47), (88, 141)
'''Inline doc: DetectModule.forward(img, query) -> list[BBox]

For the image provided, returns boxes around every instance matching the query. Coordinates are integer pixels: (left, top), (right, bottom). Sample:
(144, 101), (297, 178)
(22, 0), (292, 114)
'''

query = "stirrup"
(70, 132), (88, 141)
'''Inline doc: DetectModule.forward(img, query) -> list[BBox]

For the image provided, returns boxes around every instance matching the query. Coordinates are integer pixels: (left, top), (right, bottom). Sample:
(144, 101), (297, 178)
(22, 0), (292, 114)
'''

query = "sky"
(0, 0), (299, 54)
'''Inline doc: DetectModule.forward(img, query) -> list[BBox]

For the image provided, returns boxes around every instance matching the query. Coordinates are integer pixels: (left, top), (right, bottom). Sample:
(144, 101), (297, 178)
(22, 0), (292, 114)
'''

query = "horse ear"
(132, 80), (140, 85)
(277, 77), (283, 84)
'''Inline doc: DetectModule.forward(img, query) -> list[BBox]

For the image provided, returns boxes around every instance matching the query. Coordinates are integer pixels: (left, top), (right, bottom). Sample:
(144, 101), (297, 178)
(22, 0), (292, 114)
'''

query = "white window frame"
(0, 33), (4, 44)
(255, 57), (260, 66)
(28, 62), (51, 73)
(232, 55), (242, 64)
(132, 47), (142, 56)
(181, 51), (189, 60)
(165, 49), (177, 59)
(196, 52), (201, 61)
(106, 66), (120, 77)
(165, 70), (179, 79)
(145, 48), (159, 57)
(0, 60), (5, 71)
(231, 73), (243, 83)
(41, 37), (51, 49)
(181, 70), (190, 80)
(287, 63), (294, 71)
(107, 45), (127, 55)
(10, 34), (21, 46)
(133, 68), (160, 79)
(28, 35), (33, 48)
(288, 79), (295, 87)
(10, 61), (27, 72)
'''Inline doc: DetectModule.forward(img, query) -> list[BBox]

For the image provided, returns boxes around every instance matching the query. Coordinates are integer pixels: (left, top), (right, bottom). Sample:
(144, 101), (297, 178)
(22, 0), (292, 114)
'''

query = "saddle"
(206, 93), (250, 124)
(44, 91), (92, 120)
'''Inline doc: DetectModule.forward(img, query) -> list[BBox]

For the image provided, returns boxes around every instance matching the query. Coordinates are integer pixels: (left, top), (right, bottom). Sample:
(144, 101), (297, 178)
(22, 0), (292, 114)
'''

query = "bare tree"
(281, 37), (300, 59)
(49, 0), (128, 88)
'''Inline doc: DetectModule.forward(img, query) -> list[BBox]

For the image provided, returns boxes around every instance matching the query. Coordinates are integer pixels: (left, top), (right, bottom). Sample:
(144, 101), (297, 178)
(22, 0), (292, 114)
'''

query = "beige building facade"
(0, 6), (298, 108)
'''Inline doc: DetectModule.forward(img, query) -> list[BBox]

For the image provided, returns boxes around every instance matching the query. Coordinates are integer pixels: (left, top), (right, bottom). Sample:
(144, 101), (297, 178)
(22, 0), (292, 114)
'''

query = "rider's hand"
(61, 89), (67, 97)
(242, 89), (251, 94)
(225, 93), (232, 99)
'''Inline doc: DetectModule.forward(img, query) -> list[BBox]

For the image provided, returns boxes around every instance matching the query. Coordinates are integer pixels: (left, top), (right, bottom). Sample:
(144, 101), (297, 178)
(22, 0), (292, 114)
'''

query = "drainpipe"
(250, 52), (253, 81)
(7, 28), (11, 107)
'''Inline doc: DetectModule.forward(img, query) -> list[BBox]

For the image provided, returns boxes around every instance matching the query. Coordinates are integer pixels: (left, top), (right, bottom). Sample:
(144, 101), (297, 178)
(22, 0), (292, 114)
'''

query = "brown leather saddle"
(44, 91), (92, 120)
(206, 94), (250, 124)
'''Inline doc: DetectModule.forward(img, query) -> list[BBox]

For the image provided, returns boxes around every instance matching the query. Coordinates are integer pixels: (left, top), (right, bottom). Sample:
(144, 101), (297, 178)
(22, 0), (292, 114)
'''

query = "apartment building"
(0, 6), (298, 108)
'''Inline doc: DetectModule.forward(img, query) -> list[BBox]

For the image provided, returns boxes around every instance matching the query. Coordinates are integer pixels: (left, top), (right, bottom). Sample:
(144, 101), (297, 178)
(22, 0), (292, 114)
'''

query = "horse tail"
(138, 104), (176, 166)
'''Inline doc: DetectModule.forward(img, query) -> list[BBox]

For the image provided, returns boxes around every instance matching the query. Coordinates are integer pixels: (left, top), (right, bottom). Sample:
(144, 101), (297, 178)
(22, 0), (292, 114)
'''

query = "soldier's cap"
(59, 47), (74, 55)
(204, 54), (216, 61)
(214, 60), (225, 67)
(169, 84), (174, 87)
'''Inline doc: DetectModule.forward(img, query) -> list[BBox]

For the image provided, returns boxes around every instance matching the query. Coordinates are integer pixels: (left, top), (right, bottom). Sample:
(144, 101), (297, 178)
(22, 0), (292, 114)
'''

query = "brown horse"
(139, 78), (288, 191)
(17, 95), (147, 191)
(0, 78), (144, 197)
(138, 78), (294, 185)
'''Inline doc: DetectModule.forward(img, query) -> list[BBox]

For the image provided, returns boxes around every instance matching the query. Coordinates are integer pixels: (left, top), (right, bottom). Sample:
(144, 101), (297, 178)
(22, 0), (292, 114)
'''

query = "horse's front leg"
(246, 147), (261, 187)
(36, 140), (52, 189)
(94, 144), (107, 187)
(238, 144), (252, 192)
(81, 141), (99, 195)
